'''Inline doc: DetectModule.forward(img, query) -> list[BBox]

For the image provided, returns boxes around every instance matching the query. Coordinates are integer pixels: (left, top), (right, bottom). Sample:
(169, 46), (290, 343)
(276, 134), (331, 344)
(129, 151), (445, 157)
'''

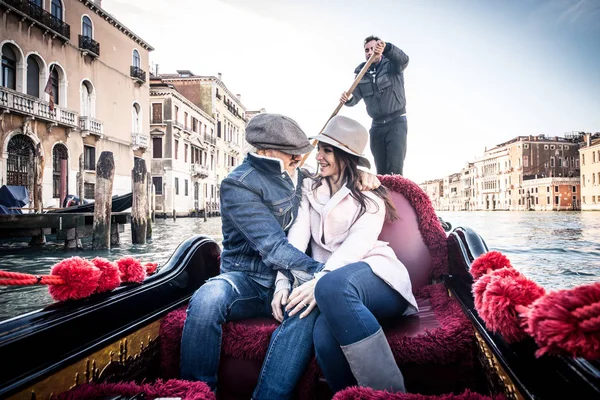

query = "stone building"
(0, 0), (152, 208)
(579, 133), (600, 211)
(149, 77), (217, 217)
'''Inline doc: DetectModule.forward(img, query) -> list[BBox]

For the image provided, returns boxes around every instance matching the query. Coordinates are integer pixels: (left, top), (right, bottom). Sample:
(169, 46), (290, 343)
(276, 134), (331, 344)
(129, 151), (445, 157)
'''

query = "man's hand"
(340, 91), (350, 104)
(286, 279), (318, 319)
(271, 289), (289, 322)
(357, 170), (381, 191)
(375, 40), (386, 56)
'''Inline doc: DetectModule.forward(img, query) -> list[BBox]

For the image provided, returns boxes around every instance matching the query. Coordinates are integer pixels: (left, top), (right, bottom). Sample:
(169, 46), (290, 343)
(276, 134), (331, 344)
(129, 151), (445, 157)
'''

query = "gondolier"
(340, 36), (409, 176)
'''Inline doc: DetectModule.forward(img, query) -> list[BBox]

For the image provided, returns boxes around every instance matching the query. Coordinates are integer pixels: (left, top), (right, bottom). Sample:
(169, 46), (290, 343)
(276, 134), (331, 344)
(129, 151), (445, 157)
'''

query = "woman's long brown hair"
(308, 144), (398, 222)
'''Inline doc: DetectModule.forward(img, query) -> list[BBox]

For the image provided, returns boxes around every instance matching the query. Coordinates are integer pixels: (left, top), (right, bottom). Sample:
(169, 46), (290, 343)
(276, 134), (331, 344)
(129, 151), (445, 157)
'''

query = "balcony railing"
(191, 163), (209, 178)
(173, 121), (184, 130)
(132, 132), (149, 149)
(80, 116), (103, 137)
(130, 66), (146, 84)
(2, 0), (70, 40)
(203, 133), (216, 146)
(0, 86), (77, 127)
(79, 35), (100, 57)
(226, 141), (240, 153)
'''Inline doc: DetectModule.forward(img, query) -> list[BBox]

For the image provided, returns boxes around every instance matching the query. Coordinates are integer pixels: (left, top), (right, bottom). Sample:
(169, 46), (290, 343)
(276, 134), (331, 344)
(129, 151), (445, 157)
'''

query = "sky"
(103, 0), (600, 183)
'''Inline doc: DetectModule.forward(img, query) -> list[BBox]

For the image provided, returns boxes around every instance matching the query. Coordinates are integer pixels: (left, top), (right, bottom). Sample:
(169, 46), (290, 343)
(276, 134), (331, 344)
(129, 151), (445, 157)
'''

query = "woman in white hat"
(272, 115), (418, 393)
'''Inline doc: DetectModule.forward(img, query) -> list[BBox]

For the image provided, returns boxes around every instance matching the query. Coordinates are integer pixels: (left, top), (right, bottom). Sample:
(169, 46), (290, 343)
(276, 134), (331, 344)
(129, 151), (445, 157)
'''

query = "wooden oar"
(299, 49), (381, 167)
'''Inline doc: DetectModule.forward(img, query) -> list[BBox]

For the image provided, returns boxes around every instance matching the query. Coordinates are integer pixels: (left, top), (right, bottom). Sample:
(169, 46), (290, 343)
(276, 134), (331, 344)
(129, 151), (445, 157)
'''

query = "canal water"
(0, 212), (598, 322)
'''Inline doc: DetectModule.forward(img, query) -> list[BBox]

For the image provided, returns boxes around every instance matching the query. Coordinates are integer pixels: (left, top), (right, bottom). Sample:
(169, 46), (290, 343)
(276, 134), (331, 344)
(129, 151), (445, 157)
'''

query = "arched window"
(132, 49), (140, 68)
(132, 103), (141, 133)
(82, 16), (93, 38)
(1, 45), (17, 90)
(26, 56), (41, 97)
(80, 80), (93, 116)
(51, 0), (63, 21)
(52, 144), (69, 199)
(7, 134), (35, 187)
(51, 66), (59, 105)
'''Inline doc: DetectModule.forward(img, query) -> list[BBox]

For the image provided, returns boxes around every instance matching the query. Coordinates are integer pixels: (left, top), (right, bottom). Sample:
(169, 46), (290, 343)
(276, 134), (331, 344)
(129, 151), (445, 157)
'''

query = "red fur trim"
(388, 283), (473, 365)
(116, 256), (146, 283)
(159, 305), (188, 378)
(379, 175), (448, 279)
(48, 257), (101, 301)
(333, 387), (506, 400)
(90, 257), (121, 293)
(473, 268), (521, 311)
(145, 261), (158, 275)
(470, 251), (512, 281)
(479, 272), (545, 343)
(526, 282), (600, 359)
(55, 379), (214, 400)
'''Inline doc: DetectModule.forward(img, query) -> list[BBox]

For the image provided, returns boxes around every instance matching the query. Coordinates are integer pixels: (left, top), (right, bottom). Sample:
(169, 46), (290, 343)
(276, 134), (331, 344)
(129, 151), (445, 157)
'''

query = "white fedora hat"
(309, 115), (371, 169)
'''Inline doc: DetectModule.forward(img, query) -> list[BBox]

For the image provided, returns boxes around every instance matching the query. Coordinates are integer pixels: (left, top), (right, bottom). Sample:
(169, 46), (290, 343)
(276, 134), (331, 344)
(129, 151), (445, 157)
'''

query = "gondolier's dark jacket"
(219, 153), (323, 288)
(345, 42), (409, 124)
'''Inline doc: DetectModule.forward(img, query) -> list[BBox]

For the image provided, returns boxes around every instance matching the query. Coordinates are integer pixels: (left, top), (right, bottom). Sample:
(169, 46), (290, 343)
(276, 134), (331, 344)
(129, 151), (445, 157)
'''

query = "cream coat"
(278, 178), (418, 315)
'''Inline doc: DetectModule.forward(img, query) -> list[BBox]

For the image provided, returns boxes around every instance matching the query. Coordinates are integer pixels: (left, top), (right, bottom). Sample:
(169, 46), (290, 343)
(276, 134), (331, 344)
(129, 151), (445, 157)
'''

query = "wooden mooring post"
(131, 158), (147, 244)
(92, 151), (115, 250)
(146, 171), (152, 239)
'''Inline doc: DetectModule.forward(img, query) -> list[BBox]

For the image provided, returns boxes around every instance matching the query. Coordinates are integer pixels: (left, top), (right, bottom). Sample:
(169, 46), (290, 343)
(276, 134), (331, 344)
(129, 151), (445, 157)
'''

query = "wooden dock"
(0, 212), (130, 249)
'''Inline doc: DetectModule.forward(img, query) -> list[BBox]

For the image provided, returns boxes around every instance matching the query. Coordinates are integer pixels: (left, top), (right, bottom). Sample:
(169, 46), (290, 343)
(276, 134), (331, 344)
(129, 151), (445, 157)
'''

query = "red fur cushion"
(333, 387), (506, 400)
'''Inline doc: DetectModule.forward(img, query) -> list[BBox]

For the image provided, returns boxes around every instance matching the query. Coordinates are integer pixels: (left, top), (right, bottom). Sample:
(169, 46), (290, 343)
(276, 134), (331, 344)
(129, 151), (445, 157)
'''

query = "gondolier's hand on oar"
(286, 279), (318, 319)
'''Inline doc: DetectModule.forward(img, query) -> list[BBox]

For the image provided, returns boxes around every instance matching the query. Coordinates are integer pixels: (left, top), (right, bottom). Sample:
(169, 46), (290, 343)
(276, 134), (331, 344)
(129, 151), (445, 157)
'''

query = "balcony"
(130, 66), (146, 84)
(173, 121), (184, 131)
(79, 35), (100, 57)
(191, 163), (209, 178)
(203, 133), (216, 146)
(79, 116), (103, 138)
(1, 0), (70, 40)
(132, 132), (149, 149)
(0, 86), (77, 127)
(227, 141), (240, 154)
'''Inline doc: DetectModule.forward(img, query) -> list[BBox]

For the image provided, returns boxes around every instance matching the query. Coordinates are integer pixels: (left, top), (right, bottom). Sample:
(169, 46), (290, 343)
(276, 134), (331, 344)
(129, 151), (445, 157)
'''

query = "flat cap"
(246, 113), (314, 155)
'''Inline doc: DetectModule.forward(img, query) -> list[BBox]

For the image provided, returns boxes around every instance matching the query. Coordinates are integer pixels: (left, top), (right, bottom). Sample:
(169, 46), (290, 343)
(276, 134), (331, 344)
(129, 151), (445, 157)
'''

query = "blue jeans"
(180, 271), (319, 399)
(313, 262), (408, 392)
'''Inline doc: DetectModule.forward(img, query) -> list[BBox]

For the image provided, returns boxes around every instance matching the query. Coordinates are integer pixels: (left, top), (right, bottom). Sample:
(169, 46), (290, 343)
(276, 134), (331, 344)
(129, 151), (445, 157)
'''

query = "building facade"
(580, 133), (600, 211)
(149, 77), (217, 216)
(0, 0), (152, 209)
(158, 71), (247, 201)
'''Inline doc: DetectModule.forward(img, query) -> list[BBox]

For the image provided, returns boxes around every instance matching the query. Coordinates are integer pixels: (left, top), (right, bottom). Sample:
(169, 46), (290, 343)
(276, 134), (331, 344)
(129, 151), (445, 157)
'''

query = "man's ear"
(256, 149), (266, 156)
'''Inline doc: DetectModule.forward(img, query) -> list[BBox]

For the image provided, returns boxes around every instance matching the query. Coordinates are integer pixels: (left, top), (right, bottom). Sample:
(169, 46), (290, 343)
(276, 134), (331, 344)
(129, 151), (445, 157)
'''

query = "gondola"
(0, 176), (598, 400)
(47, 193), (133, 214)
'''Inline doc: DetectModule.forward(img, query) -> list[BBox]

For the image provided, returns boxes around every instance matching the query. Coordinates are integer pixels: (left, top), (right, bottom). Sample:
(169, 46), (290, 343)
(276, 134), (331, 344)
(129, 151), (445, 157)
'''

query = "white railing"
(0, 86), (77, 127)
(191, 163), (209, 177)
(132, 132), (149, 148)
(80, 116), (104, 137)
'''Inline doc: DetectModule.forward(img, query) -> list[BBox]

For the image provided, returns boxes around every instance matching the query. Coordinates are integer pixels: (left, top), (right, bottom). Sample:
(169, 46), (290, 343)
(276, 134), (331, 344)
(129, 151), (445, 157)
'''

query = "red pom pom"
(48, 257), (101, 301)
(116, 256), (146, 283)
(526, 282), (600, 359)
(91, 257), (121, 293)
(479, 272), (545, 343)
(470, 251), (512, 281)
(473, 267), (521, 311)
(144, 262), (158, 275)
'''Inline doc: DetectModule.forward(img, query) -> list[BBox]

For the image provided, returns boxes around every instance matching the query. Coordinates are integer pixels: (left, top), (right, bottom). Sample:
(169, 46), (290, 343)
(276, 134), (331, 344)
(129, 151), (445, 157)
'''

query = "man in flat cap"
(181, 114), (331, 399)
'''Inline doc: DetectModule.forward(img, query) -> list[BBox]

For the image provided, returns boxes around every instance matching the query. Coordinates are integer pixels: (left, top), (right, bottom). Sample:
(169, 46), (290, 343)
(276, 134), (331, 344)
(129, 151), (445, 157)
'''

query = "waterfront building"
(579, 133), (600, 211)
(460, 163), (476, 210)
(0, 0), (152, 209)
(158, 71), (247, 209)
(149, 76), (216, 217)
(521, 177), (580, 211)
(419, 179), (443, 210)
(471, 146), (510, 211)
(440, 173), (461, 211)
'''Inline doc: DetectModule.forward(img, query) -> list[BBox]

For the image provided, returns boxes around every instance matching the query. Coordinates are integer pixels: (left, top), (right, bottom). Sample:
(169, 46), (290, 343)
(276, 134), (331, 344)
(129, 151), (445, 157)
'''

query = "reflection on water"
(1, 212), (599, 322)
(438, 211), (600, 290)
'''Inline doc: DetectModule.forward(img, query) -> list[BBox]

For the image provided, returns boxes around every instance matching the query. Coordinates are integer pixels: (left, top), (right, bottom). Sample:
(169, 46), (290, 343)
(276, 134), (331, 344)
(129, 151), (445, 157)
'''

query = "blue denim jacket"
(220, 153), (323, 287)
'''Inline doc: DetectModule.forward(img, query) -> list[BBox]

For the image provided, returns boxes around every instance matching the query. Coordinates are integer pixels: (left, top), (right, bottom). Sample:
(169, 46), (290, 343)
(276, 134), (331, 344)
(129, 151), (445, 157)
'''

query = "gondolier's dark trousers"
(370, 115), (407, 175)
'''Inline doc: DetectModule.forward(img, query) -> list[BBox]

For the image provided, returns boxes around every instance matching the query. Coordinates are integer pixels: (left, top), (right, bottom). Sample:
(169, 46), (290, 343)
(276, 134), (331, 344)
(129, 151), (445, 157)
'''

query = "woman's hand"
(286, 279), (318, 319)
(271, 289), (289, 322)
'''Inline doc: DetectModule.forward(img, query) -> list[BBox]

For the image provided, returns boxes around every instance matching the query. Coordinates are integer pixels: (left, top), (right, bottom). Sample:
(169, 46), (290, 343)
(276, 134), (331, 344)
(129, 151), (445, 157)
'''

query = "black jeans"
(370, 116), (407, 175)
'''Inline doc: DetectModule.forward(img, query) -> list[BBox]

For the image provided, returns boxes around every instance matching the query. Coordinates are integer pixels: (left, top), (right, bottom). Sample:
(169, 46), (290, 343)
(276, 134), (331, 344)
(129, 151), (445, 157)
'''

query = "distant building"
(0, 0), (152, 208)
(419, 179), (443, 210)
(579, 133), (600, 211)
(149, 77), (217, 216)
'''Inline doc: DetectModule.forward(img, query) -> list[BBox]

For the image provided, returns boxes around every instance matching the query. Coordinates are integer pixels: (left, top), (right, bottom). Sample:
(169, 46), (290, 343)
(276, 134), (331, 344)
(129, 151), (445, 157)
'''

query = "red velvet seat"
(159, 176), (477, 398)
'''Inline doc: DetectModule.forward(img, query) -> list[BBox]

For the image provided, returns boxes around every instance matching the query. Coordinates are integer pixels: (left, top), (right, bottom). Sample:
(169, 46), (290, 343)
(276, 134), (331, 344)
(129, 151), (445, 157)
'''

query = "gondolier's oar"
(299, 47), (382, 167)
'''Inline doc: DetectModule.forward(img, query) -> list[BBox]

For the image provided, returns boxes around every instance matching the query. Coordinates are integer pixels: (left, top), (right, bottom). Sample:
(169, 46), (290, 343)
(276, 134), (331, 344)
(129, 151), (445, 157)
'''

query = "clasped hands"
(271, 279), (318, 322)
